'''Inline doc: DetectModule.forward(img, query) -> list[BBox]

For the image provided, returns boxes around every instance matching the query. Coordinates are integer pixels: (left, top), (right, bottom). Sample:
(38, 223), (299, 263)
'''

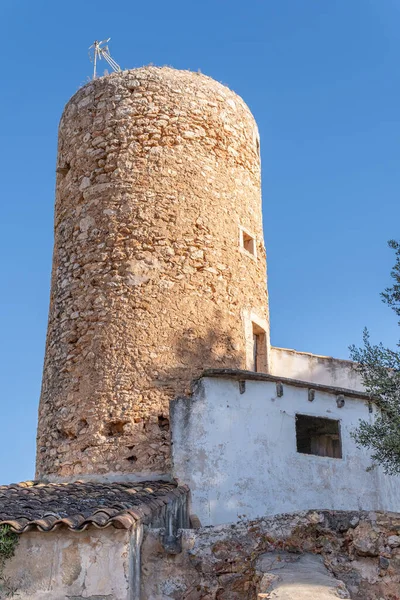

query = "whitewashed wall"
(171, 376), (400, 526)
(2, 527), (137, 600)
(270, 347), (364, 391)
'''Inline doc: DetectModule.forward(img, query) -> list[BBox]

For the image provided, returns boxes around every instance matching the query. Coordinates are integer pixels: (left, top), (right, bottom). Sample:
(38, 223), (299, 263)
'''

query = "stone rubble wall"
(141, 510), (400, 599)
(36, 67), (269, 478)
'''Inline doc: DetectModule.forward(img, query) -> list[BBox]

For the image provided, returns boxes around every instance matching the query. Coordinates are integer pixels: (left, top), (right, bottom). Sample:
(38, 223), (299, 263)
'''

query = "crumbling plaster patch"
(2, 528), (130, 600)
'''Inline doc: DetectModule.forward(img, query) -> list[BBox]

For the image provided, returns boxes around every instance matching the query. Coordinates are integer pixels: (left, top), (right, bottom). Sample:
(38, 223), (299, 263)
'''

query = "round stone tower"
(36, 67), (270, 479)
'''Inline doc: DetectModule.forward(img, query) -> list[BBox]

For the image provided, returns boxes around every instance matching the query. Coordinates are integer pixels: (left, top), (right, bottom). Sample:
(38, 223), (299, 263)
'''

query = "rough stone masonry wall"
(36, 67), (269, 479)
(142, 510), (400, 600)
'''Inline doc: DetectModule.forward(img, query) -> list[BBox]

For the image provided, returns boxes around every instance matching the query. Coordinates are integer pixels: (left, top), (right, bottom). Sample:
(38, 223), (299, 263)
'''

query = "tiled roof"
(0, 480), (189, 533)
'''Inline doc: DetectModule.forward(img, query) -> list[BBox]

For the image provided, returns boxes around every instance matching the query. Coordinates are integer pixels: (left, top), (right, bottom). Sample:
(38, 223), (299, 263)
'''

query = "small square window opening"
(240, 228), (257, 258)
(243, 233), (255, 255)
(295, 414), (342, 459)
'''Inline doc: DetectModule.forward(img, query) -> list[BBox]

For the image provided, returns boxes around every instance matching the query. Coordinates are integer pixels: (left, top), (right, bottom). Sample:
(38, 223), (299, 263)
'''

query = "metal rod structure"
(89, 38), (121, 79)
(102, 51), (121, 72)
(93, 45), (97, 79)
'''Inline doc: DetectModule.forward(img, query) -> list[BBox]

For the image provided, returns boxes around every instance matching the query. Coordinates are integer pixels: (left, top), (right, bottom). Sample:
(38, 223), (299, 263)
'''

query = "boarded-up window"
(295, 414), (342, 459)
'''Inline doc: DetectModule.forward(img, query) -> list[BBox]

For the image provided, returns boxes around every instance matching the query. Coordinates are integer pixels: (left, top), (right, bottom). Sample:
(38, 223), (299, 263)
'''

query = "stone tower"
(36, 67), (270, 480)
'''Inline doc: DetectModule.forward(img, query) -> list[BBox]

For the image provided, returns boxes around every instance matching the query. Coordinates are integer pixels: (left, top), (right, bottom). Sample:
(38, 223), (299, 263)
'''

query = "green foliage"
(0, 526), (19, 598)
(349, 240), (400, 475)
(0, 527), (18, 564)
(382, 240), (400, 319)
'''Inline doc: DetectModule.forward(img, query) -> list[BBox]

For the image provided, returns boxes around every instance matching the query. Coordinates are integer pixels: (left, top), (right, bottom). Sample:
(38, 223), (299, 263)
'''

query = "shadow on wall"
(154, 317), (245, 396)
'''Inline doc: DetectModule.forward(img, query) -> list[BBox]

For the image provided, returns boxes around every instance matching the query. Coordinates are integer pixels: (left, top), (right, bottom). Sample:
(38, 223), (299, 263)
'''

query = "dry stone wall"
(36, 67), (269, 478)
(142, 510), (400, 599)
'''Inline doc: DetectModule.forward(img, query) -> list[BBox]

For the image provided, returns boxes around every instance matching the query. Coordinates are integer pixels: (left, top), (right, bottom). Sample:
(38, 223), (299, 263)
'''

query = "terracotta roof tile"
(0, 480), (189, 533)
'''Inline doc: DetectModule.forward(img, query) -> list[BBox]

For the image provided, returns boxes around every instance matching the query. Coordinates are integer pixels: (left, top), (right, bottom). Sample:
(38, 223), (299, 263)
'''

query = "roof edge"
(200, 368), (371, 401)
(0, 482), (190, 534)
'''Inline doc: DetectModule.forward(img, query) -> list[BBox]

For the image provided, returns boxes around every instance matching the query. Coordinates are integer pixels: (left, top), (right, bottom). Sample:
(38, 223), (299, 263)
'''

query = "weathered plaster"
(171, 376), (400, 526)
(2, 528), (131, 600)
(270, 347), (364, 391)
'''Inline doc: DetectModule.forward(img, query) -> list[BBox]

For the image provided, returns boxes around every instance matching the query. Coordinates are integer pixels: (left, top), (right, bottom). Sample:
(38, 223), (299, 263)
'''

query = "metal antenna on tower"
(89, 38), (121, 79)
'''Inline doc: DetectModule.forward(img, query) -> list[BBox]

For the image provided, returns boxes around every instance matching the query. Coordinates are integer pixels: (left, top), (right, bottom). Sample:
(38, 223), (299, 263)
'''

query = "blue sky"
(0, 0), (399, 484)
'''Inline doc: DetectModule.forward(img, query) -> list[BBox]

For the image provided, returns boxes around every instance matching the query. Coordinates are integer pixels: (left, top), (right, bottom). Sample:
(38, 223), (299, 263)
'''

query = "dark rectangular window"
(295, 414), (342, 459)
(239, 227), (257, 258)
(243, 232), (256, 255)
(252, 322), (267, 372)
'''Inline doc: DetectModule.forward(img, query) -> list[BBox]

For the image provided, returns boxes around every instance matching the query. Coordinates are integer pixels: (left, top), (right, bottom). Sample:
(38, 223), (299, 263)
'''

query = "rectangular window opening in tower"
(251, 322), (267, 372)
(295, 414), (342, 459)
(239, 227), (257, 258)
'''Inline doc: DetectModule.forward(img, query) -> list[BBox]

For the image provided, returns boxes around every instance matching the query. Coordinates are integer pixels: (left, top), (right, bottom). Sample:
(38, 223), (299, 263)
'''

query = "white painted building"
(270, 346), (364, 391)
(171, 367), (400, 526)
